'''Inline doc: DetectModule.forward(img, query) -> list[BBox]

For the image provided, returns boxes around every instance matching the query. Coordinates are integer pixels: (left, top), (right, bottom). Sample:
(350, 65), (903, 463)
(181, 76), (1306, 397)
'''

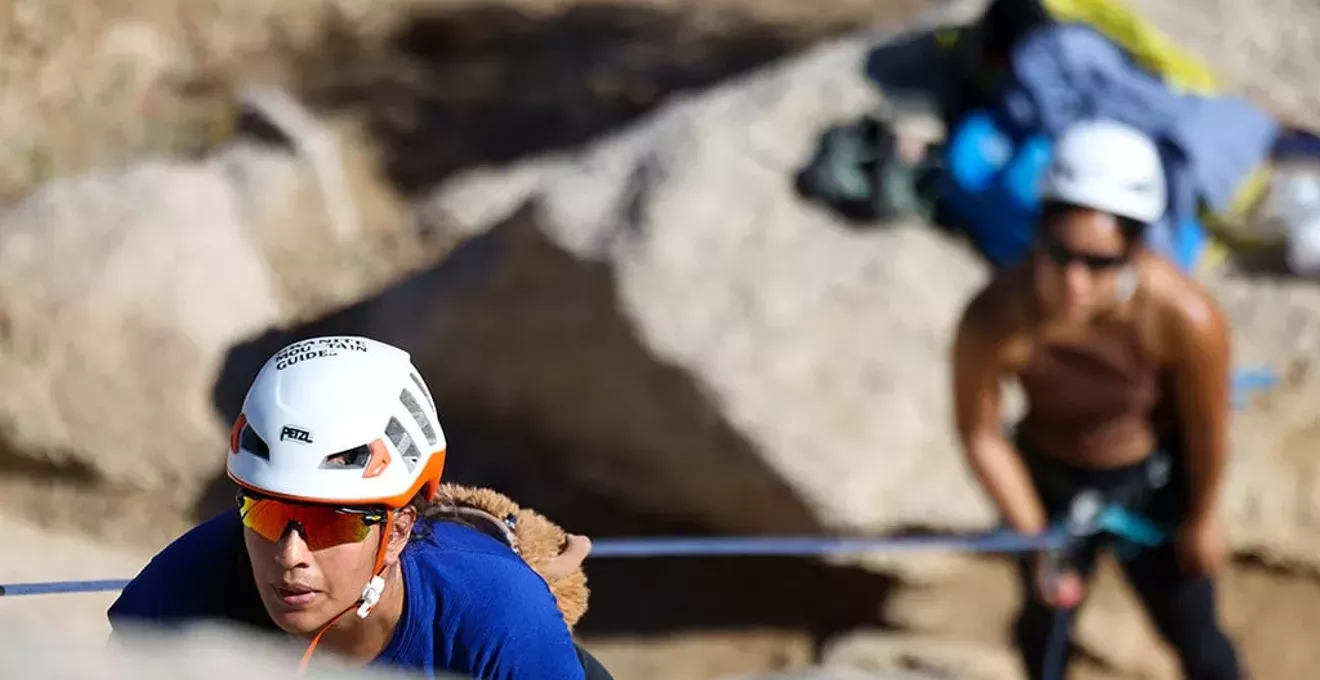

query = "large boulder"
(380, 0), (1320, 569)
(388, 3), (996, 541)
(0, 90), (419, 550)
(0, 147), (285, 549)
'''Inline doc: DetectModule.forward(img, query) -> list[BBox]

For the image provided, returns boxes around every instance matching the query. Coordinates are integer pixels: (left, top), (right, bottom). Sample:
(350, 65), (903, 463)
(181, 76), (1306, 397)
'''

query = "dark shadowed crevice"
(0, 445), (103, 488)
(204, 202), (894, 647)
(283, 1), (924, 197)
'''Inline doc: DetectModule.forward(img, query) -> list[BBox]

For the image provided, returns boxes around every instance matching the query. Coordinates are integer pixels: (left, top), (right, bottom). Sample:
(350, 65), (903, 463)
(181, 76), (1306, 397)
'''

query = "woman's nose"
(273, 521), (312, 568)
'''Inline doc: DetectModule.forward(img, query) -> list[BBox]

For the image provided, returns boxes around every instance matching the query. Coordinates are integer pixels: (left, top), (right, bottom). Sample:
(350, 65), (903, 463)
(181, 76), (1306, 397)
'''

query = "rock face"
(396, 4), (997, 540)
(1202, 275), (1320, 573)
(6, 0), (1320, 678)
(2, 0), (1317, 571)
(0, 91), (417, 549)
(728, 670), (948, 680)
(0, 148), (287, 548)
(0, 617), (446, 680)
(304, 1), (1320, 675)
(0, 513), (149, 642)
(393, 0), (1320, 570)
(819, 632), (1019, 680)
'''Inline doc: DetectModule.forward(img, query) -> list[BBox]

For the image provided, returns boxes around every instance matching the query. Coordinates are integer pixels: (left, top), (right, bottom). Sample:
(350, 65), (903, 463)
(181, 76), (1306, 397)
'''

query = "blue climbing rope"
(0, 579), (133, 597)
(0, 499), (1171, 680)
(588, 529), (1068, 558)
(0, 528), (1070, 597)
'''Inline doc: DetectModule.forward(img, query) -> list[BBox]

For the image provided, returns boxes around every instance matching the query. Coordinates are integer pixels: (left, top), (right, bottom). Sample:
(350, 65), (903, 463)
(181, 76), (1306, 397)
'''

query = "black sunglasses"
(1040, 239), (1128, 270)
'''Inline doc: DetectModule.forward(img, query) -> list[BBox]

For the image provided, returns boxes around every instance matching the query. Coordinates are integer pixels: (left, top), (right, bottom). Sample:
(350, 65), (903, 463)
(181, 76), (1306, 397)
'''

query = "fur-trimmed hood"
(423, 484), (589, 629)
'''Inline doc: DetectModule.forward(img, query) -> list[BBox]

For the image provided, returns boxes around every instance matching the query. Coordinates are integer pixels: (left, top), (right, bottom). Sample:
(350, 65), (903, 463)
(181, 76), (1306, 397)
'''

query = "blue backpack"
(937, 109), (1210, 272)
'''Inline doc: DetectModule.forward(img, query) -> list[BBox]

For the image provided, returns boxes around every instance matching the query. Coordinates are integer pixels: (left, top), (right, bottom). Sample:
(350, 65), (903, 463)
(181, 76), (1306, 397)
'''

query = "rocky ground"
(5, 0), (1320, 679)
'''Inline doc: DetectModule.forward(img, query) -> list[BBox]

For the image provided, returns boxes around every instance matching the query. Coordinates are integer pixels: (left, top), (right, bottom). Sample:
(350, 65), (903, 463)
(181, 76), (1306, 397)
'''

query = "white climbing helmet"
(227, 336), (447, 508)
(1040, 119), (1167, 225)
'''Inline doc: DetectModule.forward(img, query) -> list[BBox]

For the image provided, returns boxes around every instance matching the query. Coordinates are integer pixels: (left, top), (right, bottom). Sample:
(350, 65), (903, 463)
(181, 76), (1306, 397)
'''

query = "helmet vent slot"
(321, 444), (372, 469)
(399, 389), (438, 447)
(240, 425), (271, 460)
(409, 372), (436, 413)
(385, 416), (422, 472)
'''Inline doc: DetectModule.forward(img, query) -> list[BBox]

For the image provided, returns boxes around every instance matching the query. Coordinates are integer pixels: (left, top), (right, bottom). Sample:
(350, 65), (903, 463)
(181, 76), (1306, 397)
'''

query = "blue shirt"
(107, 510), (587, 680)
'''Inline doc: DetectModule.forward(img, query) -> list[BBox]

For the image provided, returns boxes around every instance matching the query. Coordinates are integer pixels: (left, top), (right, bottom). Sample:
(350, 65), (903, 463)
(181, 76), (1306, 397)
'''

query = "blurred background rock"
(4, 0), (1320, 678)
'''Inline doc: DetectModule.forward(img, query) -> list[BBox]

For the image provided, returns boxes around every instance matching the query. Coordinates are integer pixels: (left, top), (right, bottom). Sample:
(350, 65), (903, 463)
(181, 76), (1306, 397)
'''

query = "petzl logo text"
(280, 426), (314, 443)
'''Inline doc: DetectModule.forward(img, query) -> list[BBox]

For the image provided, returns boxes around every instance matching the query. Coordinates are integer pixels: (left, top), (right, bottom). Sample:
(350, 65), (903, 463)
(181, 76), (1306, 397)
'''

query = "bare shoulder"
(958, 268), (1017, 334)
(1138, 255), (1230, 349)
(955, 265), (1030, 364)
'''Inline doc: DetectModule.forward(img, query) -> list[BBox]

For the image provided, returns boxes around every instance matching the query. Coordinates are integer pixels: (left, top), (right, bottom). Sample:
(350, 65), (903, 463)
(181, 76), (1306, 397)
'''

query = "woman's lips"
(274, 584), (318, 608)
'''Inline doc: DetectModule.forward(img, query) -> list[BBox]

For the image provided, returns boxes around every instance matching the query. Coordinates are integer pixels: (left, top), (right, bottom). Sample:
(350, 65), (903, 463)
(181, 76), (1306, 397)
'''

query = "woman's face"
(243, 517), (383, 637)
(1032, 206), (1135, 323)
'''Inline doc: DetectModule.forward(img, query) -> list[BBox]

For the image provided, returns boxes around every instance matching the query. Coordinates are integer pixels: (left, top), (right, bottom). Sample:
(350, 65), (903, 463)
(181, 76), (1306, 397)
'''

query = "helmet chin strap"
(296, 510), (395, 675)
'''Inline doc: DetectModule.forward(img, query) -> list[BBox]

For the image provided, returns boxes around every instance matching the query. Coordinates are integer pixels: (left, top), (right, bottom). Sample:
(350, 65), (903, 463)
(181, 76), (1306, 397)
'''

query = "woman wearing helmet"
(108, 336), (608, 680)
(951, 120), (1241, 679)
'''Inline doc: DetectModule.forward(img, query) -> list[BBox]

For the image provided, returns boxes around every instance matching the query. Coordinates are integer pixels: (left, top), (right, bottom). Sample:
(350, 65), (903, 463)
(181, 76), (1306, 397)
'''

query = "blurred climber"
(950, 120), (1241, 680)
(107, 335), (613, 680)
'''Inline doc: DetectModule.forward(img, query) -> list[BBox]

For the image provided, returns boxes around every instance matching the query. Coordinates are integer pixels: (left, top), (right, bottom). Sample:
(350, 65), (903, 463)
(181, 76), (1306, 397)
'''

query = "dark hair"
(980, 0), (1052, 59)
(1038, 200), (1148, 250)
(404, 488), (448, 543)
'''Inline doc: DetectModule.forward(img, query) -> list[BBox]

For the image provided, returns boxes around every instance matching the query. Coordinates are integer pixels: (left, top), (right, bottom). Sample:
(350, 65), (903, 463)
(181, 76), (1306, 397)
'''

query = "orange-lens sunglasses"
(236, 492), (387, 551)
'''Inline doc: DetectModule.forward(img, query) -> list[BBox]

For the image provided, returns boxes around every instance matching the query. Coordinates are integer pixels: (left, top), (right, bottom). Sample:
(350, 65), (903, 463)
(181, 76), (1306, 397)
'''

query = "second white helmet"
(1041, 119), (1167, 225)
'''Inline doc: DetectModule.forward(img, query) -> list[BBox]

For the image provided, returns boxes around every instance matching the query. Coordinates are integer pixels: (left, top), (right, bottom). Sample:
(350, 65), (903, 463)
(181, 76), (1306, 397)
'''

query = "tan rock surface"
(0, 615), (447, 679)
(6, 1), (1320, 679)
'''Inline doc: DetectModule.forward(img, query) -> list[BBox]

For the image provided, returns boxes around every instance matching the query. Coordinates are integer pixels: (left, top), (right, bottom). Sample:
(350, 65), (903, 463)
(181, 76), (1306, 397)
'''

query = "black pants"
(1012, 434), (1241, 680)
(575, 642), (615, 680)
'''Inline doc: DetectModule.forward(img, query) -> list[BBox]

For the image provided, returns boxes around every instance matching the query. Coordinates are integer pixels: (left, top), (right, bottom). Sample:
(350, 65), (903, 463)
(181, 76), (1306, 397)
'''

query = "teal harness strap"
(1095, 504), (1168, 546)
(1055, 490), (1171, 564)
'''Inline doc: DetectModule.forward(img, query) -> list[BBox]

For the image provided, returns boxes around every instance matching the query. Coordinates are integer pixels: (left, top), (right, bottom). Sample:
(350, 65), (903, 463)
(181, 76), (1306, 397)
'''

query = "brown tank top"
(1017, 321), (1163, 466)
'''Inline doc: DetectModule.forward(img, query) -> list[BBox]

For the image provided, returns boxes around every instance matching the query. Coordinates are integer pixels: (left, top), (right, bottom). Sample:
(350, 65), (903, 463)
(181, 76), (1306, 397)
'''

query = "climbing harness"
(1034, 488), (1172, 680)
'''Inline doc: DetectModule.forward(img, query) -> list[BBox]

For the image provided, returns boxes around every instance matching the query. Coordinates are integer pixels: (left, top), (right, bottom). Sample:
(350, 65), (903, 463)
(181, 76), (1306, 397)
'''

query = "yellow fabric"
(935, 28), (962, 49)
(1200, 162), (1285, 252)
(1039, 0), (1220, 95)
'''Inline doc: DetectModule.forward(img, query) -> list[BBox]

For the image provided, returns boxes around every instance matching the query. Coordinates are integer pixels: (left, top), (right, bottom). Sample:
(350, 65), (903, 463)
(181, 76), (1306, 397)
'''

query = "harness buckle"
(1059, 488), (1171, 563)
